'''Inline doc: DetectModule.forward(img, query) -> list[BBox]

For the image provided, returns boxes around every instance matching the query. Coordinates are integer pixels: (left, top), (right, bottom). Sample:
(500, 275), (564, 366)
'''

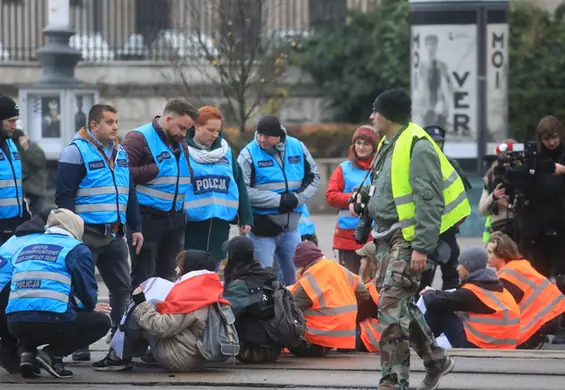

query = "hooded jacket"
(423, 268), (504, 314)
(237, 129), (320, 231)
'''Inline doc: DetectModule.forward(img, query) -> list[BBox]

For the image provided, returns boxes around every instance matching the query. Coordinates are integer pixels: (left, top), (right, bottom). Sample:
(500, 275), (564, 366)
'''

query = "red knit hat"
(293, 241), (324, 269)
(352, 125), (379, 148)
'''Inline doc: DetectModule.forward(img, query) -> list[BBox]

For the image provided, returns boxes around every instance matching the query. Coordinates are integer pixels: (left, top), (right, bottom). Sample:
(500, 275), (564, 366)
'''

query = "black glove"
(279, 192), (299, 213)
(132, 287), (146, 305)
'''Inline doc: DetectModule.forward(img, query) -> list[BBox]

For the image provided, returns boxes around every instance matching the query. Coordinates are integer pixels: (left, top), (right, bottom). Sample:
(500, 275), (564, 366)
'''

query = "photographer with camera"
(478, 139), (518, 241)
(520, 116), (565, 294)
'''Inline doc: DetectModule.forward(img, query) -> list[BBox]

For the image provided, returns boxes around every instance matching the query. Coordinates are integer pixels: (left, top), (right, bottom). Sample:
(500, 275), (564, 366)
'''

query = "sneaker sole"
(92, 364), (131, 372)
(35, 356), (72, 379)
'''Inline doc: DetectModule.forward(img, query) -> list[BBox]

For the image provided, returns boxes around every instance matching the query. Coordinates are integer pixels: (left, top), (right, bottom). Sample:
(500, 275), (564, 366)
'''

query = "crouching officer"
(422, 246), (520, 350)
(0, 208), (52, 373)
(6, 209), (111, 379)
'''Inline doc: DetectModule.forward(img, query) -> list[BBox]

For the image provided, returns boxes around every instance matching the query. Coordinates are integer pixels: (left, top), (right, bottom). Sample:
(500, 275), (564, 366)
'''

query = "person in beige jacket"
(93, 249), (222, 372)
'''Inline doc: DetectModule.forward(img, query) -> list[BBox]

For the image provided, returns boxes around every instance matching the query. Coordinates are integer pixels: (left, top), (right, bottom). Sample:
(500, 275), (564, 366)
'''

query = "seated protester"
(289, 241), (370, 357)
(356, 279), (380, 353)
(222, 236), (282, 364)
(0, 207), (52, 373)
(421, 246), (520, 349)
(487, 232), (565, 348)
(6, 209), (110, 379)
(94, 249), (225, 373)
(356, 242), (379, 285)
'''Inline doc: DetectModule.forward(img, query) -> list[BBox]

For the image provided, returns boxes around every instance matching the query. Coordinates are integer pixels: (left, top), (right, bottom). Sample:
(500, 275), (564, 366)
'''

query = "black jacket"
(423, 268), (505, 315)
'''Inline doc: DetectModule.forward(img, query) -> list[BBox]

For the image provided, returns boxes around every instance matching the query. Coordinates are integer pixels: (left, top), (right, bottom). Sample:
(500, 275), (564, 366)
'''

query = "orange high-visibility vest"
(359, 280), (381, 352)
(459, 283), (520, 349)
(498, 259), (565, 345)
(293, 258), (359, 349)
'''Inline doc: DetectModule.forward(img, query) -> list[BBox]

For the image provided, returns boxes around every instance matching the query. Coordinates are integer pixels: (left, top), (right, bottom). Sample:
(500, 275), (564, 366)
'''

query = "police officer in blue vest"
(0, 208), (51, 374)
(123, 99), (198, 288)
(299, 205), (318, 246)
(55, 104), (143, 361)
(6, 209), (110, 379)
(237, 115), (320, 286)
(0, 97), (30, 246)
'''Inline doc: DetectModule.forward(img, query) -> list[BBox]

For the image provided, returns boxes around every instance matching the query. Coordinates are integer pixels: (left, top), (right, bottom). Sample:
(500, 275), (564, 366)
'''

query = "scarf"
(188, 138), (230, 164)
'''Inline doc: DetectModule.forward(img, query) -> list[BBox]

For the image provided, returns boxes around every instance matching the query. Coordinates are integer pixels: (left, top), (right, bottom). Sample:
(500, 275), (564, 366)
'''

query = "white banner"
(411, 24), (478, 156)
(486, 23), (509, 143)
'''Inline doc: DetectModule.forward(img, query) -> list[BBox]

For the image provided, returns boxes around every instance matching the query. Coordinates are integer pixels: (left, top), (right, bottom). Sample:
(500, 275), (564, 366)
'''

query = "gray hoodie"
(237, 130), (320, 230)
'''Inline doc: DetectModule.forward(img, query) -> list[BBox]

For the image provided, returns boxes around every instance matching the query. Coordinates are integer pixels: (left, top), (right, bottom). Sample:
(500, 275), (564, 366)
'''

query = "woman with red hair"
(183, 106), (253, 263)
(325, 126), (379, 273)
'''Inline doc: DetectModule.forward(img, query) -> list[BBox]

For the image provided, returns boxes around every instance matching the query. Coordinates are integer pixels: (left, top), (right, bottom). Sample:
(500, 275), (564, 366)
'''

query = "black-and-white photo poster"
(486, 22), (509, 143)
(73, 94), (93, 132)
(411, 24), (478, 142)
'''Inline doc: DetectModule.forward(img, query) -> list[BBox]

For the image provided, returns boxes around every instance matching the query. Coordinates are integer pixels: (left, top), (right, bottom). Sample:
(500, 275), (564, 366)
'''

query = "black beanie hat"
(256, 115), (284, 137)
(223, 236), (255, 265)
(372, 89), (412, 124)
(182, 249), (217, 273)
(0, 96), (19, 121)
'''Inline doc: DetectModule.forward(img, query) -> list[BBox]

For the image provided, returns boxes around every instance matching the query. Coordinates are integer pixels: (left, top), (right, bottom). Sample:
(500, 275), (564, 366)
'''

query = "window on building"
(135, 0), (171, 43)
(309, 0), (347, 30)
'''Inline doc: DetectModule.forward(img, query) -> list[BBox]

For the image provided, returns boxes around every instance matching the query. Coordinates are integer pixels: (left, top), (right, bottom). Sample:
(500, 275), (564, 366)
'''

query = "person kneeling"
(6, 209), (110, 379)
(94, 250), (226, 372)
(487, 232), (565, 349)
(289, 242), (370, 357)
(421, 246), (520, 349)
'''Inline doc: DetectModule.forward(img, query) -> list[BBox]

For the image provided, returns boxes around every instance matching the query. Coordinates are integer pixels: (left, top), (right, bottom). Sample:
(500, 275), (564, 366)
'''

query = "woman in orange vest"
(288, 241), (370, 357)
(487, 232), (565, 348)
(421, 246), (520, 349)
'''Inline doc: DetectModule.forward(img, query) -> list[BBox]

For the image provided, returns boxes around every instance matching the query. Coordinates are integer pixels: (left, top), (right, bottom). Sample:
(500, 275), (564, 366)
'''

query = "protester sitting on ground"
(5, 208), (110, 379)
(421, 246), (520, 349)
(222, 236), (283, 364)
(0, 207), (53, 374)
(289, 241), (370, 357)
(93, 249), (226, 373)
(356, 241), (379, 285)
(487, 232), (565, 349)
(356, 279), (380, 353)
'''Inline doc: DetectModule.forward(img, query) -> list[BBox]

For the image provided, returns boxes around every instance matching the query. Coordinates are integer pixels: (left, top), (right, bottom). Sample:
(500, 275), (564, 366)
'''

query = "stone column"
(35, 0), (82, 86)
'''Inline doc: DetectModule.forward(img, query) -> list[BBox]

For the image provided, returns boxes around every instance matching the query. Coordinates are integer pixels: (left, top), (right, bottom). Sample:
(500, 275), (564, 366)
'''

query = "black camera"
(490, 142), (538, 199)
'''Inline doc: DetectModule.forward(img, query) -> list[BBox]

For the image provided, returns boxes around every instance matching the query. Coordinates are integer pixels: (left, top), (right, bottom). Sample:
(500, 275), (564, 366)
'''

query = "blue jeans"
(248, 229), (301, 286)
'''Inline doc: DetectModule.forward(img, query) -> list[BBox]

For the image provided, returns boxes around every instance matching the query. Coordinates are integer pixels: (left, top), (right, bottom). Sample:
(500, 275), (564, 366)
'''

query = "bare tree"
(156, 0), (308, 133)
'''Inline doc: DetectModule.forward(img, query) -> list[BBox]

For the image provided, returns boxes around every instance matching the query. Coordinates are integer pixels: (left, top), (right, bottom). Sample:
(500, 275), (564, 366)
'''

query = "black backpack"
(262, 280), (306, 348)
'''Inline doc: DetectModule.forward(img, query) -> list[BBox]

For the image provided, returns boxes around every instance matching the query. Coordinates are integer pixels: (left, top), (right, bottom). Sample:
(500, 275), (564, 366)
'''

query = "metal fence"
(0, 0), (378, 63)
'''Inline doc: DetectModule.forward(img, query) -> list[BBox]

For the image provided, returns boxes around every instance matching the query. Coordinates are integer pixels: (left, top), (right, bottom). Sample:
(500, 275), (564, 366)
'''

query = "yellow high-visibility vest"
(377, 122), (471, 241)
(483, 215), (492, 243)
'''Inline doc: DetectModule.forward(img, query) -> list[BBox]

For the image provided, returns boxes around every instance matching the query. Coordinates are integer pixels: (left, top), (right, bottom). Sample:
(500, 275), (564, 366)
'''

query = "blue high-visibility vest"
(132, 123), (191, 212)
(6, 234), (82, 315)
(0, 233), (44, 292)
(184, 148), (239, 222)
(0, 139), (23, 219)
(337, 161), (368, 230)
(246, 136), (306, 215)
(73, 139), (129, 224)
(299, 205), (316, 236)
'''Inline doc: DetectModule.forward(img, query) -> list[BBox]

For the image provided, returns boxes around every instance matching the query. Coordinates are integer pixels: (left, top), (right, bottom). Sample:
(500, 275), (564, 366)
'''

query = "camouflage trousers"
(376, 231), (447, 390)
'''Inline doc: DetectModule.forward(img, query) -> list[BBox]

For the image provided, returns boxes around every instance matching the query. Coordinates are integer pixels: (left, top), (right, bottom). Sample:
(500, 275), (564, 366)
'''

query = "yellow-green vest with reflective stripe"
(483, 215), (492, 243)
(377, 122), (471, 242)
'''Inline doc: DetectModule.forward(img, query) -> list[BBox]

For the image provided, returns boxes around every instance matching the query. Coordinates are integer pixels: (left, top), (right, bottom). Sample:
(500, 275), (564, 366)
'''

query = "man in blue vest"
(122, 99), (198, 287)
(237, 115), (320, 286)
(0, 207), (51, 374)
(55, 104), (143, 361)
(6, 208), (110, 379)
(0, 96), (30, 246)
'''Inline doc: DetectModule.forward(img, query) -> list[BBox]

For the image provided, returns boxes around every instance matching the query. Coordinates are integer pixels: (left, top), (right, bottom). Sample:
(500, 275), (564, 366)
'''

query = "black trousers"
(418, 229), (460, 292)
(8, 311), (111, 358)
(0, 285), (17, 353)
(425, 311), (477, 349)
(129, 212), (185, 287)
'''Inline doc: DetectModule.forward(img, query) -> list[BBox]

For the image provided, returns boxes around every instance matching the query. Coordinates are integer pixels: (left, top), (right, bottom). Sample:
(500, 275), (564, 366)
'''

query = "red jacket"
(326, 157), (373, 251)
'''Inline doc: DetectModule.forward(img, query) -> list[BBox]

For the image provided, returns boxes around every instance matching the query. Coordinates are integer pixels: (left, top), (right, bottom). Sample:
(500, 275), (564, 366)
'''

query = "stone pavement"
(2, 348), (565, 389)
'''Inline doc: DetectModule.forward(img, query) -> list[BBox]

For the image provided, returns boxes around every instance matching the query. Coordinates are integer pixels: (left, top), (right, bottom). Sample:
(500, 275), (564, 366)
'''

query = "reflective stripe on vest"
(377, 123), (471, 241)
(359, 281), (381, 352)
(246, 136), (306, 215)
(6, 234), (81, 315)
(483, 215), (492, 243)
(132, 123), (191, 212)
(299, 205), (316, 236)
(0, 139), (23, 219)
(459, 283), (520, 349)
(0, 233), (44, 292)
(498, 260), (565, 344)
(73, 139), (130, 224)
(297, 259), (358, 348)
(184, 147), (239, 221)
(337, 161), (367, 230)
